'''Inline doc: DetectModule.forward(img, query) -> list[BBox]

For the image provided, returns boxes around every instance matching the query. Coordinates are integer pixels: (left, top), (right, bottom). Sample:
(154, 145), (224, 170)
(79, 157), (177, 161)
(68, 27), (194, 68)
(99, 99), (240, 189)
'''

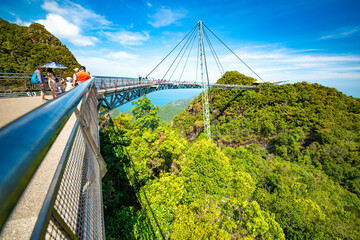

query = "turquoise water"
(117, 89), (203, 112)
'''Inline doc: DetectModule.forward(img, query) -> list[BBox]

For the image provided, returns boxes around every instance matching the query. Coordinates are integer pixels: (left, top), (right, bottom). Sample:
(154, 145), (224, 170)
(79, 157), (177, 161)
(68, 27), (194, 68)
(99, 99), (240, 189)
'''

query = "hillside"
(0, 18), (80, 74)
(172, 71), (360, 196)
(158, 97), (195, 123)
(109, 96), (195, 122)
(100, 73), (360, 239)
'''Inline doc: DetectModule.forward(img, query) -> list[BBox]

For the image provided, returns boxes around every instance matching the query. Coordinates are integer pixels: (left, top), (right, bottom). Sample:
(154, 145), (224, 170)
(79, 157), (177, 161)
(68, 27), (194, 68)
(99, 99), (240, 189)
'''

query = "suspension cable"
(195, 32), (200, 83)
(203, 28), (224, 76)
(179, 32), (197, 82)
(146, 24), (198, 78)
(161, 27), (197, 81)
(169, 29), (197, 81)
(202, 23), (265, 82)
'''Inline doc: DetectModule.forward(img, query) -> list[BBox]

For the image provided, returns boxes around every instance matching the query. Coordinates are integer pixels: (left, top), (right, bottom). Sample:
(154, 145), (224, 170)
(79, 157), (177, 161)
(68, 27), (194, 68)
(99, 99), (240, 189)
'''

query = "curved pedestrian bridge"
(0, 77), (255, 239)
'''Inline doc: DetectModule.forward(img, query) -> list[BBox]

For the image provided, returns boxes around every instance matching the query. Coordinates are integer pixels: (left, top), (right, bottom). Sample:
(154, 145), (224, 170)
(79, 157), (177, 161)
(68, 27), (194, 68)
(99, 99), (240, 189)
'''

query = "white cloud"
(107, 51), (138, 60)
(41, 0), (111, 27)
(218, 45), (360, 83)
(33, 0), (113, 46)
(320, 26), (360, 40)
(14, 17), (32, 27)
(37, 14), (98, 46)
(105, 31), (150, 46)
(148, 7), (187, 28)
(147, 1), (152, 7)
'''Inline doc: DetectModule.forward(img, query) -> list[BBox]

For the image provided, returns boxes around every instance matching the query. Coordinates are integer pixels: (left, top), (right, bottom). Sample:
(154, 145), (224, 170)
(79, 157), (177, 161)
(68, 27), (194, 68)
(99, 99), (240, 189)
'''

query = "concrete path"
(0, 96), (48, 128)
(0, 96), (79, 239)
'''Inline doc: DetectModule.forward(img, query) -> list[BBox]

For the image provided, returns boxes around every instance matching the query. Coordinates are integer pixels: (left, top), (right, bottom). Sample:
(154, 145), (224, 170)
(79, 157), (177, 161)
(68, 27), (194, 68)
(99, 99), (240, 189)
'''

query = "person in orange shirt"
(76, 66), (91, 83)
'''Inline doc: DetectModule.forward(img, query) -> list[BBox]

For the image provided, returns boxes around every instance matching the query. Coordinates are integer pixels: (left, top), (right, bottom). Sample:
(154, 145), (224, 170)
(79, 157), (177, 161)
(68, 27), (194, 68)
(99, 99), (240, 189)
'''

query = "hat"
(66, 77), (73, 82)
(36, 65), (43, 69)
(80, 66), (86, 70)
(74, 67), (79, 72)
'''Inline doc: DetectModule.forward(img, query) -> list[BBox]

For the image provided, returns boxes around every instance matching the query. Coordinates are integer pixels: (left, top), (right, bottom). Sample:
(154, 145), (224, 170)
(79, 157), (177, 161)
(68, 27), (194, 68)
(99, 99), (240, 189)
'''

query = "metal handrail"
(0, 78), (94, 230)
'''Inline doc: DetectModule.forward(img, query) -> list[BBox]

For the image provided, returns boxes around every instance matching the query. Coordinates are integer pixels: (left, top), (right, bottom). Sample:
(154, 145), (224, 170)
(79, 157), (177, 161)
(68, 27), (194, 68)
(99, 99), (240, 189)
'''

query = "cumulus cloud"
(148, 7), (187, 28)
(37, 14), (98, 46)
(41, 0), (110, 27)
(105, 31), (150, 46)
(34, 0), (111, 46)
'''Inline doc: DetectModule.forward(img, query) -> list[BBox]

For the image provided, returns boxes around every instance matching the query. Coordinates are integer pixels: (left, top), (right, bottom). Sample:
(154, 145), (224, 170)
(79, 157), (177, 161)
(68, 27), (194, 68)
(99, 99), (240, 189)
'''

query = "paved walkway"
(0, 96), (48, 128)
(0, 95), (78, 239)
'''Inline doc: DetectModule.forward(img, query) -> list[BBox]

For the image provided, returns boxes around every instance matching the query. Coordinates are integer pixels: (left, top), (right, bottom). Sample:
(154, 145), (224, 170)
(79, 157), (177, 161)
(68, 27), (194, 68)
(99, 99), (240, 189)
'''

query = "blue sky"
(1, 0), (360, 97)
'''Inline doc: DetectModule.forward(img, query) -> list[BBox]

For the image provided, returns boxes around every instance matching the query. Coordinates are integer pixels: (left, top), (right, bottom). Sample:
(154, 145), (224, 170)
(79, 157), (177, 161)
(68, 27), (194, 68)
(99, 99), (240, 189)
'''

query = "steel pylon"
(198, 20), (211, 140)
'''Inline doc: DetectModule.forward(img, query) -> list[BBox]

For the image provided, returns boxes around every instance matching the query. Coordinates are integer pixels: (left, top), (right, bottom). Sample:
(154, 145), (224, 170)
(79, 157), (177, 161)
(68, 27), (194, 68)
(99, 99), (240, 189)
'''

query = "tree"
(131, 94), (160, 131)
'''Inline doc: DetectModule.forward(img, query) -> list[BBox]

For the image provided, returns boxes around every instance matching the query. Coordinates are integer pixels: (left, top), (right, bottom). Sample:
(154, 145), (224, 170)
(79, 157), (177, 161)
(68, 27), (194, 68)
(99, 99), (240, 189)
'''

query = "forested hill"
(100, 71), (359, 239)
(158, 97), (195, 123)
(0, 18), (80, 74)
(173, 71), (360, 195)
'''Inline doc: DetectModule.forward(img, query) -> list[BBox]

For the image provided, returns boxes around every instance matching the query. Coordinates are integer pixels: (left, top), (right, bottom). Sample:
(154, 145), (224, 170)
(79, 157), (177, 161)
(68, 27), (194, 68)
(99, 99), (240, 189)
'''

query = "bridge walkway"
(0, 96), (46, 128)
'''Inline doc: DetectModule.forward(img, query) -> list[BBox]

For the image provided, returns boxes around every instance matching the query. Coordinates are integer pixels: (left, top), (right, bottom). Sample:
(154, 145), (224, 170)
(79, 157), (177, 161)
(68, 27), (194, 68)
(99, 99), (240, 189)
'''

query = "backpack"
(31, 71), (39, 84)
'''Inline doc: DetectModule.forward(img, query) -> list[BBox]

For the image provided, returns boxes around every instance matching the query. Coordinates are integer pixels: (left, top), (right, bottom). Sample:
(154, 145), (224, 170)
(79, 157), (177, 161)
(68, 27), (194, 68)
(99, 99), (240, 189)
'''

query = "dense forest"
(100, 71), (360, 239)
(0, 18), (80, 74)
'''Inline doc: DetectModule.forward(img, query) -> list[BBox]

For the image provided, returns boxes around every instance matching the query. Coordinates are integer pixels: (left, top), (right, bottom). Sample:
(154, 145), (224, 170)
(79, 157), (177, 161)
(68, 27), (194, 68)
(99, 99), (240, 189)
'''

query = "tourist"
(47, 74), (58, 99)
(56, 78), (64, 95)
(35, 66), (47, 101)
(46, 68), (56, 80)
(73, 67), (79, 86)
(65, 77), (74, 92)
(76, 66), (91, 83)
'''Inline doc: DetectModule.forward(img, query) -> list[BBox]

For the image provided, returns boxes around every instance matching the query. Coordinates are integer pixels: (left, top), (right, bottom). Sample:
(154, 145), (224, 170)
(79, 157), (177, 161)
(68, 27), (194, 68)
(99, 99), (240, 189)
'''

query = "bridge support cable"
(146, 24), (198, 78)
(198, 21), (220, 147)
(202, 23), (265, 82)
(179, 31), (197, 82)
(169, 29), (197, 81)
(161, 27), (197, 81)
(203, 28), (225, 76)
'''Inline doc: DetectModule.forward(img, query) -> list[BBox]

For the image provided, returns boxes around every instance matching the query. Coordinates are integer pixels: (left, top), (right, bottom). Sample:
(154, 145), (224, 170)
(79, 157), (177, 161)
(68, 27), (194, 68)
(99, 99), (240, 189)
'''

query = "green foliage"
(173, 77), (360, 196)
(131, 94), (160, 131)
(0, 18), (80, 74)
(216, 70), (257, 85)
(100, 79), (360, 239)
(127, 124), (187, 183)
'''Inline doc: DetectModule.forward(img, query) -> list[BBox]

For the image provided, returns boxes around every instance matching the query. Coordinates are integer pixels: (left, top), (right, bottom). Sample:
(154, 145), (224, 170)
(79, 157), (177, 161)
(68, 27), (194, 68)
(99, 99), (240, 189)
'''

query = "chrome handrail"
(0, 79), (94, 230)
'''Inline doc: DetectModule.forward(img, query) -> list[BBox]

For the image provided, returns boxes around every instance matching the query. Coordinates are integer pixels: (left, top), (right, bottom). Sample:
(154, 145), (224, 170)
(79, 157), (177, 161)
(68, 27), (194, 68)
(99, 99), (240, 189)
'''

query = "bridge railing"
(0, 78), (106, 239)
(0, 72), (72, 98)
(94, 76), (200, 90)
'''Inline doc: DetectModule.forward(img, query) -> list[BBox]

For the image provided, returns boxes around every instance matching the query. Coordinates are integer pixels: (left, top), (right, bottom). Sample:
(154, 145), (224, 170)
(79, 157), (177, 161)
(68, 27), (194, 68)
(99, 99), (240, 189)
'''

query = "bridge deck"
(0, 96), (46, 128)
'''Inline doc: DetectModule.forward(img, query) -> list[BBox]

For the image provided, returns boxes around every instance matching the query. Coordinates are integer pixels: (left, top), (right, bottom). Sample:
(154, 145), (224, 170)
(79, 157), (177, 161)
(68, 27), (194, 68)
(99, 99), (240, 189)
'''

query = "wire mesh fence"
(31, 83), (106, 239)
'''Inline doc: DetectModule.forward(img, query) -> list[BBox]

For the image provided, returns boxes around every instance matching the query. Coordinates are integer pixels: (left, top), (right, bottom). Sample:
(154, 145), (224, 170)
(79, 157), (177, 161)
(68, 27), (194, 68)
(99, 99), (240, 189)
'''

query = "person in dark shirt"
(35, 66), (47, 101)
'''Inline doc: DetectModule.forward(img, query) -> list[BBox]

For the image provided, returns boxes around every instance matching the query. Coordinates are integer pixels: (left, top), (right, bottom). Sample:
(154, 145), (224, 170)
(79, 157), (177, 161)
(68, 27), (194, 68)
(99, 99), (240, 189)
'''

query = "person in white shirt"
(65, 77), (74, 92)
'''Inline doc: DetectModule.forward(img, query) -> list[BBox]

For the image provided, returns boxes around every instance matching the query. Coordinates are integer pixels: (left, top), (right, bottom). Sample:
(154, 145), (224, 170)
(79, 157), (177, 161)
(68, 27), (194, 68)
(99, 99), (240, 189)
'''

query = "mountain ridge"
(0, 18), (80, 74)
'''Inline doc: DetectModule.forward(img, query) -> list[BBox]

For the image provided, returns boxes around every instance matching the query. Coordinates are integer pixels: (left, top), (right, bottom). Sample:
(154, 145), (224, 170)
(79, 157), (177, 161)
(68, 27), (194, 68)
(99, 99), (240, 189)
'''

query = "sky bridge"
(0, 76), (256, 239)
(0, 21), (264, 239)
